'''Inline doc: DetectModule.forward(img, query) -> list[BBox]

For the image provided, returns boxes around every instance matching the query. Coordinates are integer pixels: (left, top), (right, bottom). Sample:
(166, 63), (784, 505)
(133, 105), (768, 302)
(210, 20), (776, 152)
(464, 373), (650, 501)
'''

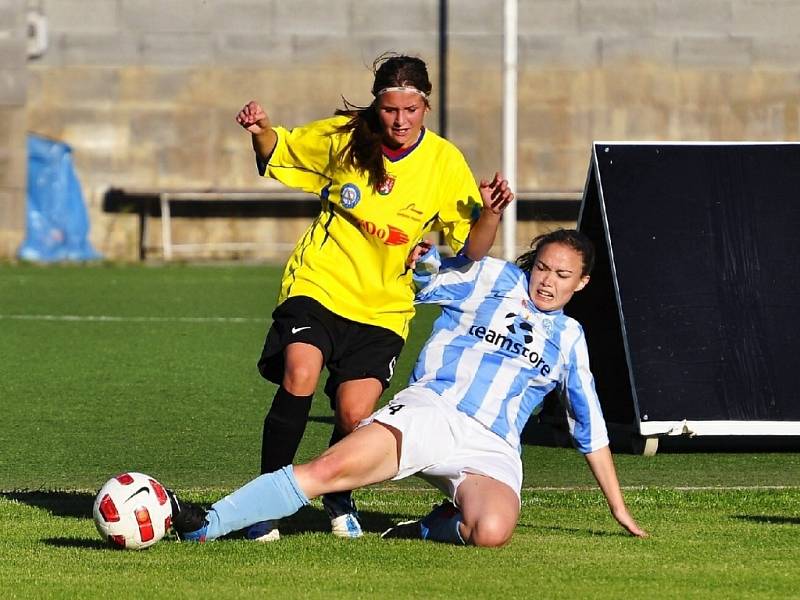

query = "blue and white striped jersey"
(411, 249), (609, 454)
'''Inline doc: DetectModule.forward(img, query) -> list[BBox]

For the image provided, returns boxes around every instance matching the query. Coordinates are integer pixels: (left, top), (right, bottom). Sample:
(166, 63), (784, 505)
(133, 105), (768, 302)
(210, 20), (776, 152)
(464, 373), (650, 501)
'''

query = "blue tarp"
(17, 134), (102, 262)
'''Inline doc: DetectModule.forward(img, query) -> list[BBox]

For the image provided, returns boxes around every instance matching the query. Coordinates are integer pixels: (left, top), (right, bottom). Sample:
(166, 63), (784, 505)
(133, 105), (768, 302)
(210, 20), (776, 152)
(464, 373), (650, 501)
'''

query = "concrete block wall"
(10, 0), (800, 260)
(0, 0), (28, 258)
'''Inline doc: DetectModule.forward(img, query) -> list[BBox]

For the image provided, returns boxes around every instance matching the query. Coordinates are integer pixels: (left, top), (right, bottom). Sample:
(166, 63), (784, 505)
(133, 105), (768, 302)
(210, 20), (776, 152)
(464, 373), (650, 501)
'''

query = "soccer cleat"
(329, 513), (363, 538)
(380, 519), (424, 540)
(425, 499), (459, 521)
(322, 492), (363, 538)
(381, 500), (459, 541)
(246, 520), (280, 543)
(168, 490), (209, 542)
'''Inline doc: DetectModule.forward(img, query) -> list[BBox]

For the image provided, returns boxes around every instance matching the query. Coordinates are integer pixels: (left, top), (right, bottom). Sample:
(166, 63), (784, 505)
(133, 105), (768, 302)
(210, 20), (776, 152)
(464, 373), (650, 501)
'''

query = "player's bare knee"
(466, 515), (514, 548)
(282, 364), (319, 394)
(335, 406), (371, 434)
(470, 528), (513, 548)
(336, 399), (374, 433)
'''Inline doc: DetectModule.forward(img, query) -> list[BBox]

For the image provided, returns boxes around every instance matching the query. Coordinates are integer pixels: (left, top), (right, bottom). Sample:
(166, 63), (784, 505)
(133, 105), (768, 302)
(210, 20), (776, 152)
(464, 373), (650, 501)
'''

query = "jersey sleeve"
(432, 149), (483, 254)
(413, 246), (484, 305)
(562, 328), (610, 454)
(258, 119), (339, 195)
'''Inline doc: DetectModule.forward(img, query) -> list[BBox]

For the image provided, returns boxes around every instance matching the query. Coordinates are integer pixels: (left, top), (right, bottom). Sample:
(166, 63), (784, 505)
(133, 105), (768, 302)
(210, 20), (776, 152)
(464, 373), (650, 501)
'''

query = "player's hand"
(236, 100), (271, 135)
(406, 240), (434, 269)
(612, 506), (649, 538)
(479, 172), (514, 217)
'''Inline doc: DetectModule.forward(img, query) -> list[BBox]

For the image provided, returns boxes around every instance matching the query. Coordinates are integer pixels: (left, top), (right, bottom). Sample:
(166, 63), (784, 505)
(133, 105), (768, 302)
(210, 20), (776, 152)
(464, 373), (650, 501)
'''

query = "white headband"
(374, 86), (429, 100)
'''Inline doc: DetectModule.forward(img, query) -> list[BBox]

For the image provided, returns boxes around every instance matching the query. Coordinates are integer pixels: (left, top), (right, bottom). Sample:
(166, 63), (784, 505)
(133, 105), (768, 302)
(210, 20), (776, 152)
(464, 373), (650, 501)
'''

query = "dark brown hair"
(515, 229), (595, 277)
(335, 53), (432, 190)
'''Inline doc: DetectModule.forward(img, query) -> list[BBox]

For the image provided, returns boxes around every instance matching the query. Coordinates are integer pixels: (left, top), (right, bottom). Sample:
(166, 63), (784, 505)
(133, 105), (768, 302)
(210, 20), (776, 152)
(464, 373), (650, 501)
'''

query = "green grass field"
(1, 263), (799, 599)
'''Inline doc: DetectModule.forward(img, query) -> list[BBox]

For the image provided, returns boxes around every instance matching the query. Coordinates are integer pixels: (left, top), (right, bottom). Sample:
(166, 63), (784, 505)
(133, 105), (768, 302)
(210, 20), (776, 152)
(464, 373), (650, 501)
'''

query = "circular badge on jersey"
(542, 318), (554, 337)
(340, 183), (361, 209)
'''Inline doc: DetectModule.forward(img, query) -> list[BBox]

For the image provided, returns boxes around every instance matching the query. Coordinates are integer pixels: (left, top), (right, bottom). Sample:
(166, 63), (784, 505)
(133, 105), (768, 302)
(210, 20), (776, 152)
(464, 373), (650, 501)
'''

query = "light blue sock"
(204, 465), (309, 540)
(420, 505), (465, 545)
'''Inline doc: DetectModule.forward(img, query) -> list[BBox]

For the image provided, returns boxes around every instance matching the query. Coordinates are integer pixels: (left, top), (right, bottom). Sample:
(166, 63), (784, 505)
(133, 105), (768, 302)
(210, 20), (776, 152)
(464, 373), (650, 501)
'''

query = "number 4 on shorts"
(387, 403), (405, 415)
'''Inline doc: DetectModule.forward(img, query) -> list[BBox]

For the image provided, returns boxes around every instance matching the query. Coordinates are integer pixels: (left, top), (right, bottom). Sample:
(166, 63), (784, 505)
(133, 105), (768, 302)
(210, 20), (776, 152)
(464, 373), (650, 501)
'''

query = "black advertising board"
(566, 143), (800, 439)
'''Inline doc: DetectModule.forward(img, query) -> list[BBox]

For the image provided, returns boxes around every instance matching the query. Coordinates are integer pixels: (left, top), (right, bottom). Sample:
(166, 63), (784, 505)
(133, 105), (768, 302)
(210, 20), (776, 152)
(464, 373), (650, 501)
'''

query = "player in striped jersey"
(172, 229), (647, 545)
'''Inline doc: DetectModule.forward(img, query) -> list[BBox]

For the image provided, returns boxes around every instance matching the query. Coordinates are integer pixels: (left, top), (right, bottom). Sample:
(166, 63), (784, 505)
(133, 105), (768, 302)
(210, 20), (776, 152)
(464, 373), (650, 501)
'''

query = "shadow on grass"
(733, 515), (800, 525)
(524, 523), (625, 537)
(223, 504), (405, 537)
(42, 537), (110, 550)
(4, 491), (419, 542)
(2, 490), (94, 519)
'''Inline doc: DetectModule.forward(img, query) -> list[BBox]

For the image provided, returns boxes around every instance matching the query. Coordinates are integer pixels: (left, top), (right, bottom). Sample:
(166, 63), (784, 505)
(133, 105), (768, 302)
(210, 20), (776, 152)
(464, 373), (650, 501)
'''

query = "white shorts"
(364, 386), (523, 502)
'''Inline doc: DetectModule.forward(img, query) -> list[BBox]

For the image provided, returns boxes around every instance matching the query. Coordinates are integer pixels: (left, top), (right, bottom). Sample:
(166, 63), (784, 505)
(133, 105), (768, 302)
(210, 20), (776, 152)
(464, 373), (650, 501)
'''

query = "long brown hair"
(335, 53), (432, 190)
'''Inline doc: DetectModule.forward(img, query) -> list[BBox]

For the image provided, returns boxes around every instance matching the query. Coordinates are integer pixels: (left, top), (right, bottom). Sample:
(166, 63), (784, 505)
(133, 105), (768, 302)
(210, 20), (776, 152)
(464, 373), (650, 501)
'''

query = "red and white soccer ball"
(92, 472), (172, 550)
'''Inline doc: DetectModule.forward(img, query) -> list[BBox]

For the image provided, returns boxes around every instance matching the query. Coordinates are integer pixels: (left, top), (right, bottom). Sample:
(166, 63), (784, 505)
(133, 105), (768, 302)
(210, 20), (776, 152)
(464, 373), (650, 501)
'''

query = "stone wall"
(9, 0), (800, 260)
(0, 0), (28, 257)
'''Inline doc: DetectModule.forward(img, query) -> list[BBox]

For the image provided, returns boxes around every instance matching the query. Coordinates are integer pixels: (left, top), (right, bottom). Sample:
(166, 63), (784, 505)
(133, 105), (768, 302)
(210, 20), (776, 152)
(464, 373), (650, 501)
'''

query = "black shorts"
(257, 296), (405, 405)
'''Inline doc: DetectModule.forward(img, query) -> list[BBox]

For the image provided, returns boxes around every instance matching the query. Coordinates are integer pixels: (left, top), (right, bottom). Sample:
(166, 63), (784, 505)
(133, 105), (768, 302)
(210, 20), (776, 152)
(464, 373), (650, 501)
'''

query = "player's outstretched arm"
(584, 446), (649, 538)
(464, 172), (514, 261)
(235, 100), (278, 162)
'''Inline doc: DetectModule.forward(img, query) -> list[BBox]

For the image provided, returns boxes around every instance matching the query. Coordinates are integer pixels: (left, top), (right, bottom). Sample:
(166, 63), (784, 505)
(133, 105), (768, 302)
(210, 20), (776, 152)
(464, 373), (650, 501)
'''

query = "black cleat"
(381, 500), (459, 541)
(380, 519), (424, 540)
(167, 489), (209, 542)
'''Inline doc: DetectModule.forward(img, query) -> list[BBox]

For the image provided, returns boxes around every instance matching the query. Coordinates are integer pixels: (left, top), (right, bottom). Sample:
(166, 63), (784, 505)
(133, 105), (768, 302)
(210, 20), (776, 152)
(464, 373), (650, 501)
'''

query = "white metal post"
(160, 193), (173, 260)
(502, 0), (518, 261)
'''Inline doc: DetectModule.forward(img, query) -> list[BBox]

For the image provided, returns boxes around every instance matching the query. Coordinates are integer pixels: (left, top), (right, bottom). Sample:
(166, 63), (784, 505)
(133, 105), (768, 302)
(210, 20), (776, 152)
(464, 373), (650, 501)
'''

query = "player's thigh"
(456, 473), (520, 547)
(258, 296), (334, 392)
(294, 422), (401, 497)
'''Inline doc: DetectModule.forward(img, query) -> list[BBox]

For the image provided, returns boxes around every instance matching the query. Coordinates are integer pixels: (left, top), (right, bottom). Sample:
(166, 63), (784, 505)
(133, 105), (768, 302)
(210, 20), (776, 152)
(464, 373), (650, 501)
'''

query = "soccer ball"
(93, 472), (173, 550)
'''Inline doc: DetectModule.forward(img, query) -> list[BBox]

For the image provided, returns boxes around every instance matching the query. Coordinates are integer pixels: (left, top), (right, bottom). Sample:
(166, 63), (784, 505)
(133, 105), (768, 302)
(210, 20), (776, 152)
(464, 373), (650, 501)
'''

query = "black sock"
(321, 426), (355, 516)
(328, 426), (346, 448)
(260, 386), (313, 474)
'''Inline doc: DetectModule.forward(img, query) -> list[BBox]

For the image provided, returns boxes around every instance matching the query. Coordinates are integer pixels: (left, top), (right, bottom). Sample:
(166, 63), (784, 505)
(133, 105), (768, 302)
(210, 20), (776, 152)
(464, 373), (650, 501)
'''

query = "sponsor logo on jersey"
(517, 299), (553, 335)
(504, 312), (534, 343)
(468, 315), (551, 375)
(340, 183), (361, 208)
(377, 176), (395, 195)
(397, 203), (424, 221)
(359, 219), (409, 245)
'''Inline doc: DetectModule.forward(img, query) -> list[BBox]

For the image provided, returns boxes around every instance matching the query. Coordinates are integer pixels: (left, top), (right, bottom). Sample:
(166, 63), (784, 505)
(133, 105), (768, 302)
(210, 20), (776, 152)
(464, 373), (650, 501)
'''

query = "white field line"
(0, 314), (264, 324)
(370, 485), (800, 493)
(4, 485), (798, 505)
(324, 485), (800, 509)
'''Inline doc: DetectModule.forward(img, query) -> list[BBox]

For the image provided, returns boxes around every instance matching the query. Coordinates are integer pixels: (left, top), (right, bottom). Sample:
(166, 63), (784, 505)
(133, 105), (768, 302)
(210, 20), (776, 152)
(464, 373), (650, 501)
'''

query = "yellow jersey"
(262, 116), (482, 339)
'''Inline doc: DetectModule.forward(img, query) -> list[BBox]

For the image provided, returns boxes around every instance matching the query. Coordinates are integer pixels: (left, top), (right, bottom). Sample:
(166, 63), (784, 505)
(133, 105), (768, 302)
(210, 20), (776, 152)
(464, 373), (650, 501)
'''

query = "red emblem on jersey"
(359, 220), (409, 246)
(385, 224), (409, 245)
(377, 176), (395, 196)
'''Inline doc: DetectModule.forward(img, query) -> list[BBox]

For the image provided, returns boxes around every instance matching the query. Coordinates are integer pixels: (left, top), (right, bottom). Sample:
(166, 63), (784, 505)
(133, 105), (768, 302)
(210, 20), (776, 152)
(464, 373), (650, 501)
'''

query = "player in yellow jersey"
(235, 53), (513, 541)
